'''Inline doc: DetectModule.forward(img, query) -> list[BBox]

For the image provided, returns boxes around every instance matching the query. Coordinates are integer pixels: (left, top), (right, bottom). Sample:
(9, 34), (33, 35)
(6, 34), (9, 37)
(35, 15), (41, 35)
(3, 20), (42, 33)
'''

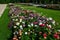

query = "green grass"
(16, 4), (60, 29)
(0, 6), (11, 40)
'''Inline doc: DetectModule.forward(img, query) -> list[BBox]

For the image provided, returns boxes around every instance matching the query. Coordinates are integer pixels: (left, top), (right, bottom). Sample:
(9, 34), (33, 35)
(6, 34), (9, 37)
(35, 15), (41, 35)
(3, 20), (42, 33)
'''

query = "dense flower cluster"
(8, 5), (60, 40)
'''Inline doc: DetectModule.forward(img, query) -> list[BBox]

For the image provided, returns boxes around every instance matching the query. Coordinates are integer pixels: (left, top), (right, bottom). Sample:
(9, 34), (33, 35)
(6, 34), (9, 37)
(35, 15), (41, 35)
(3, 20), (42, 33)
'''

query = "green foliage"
(0, 0), (60, 4)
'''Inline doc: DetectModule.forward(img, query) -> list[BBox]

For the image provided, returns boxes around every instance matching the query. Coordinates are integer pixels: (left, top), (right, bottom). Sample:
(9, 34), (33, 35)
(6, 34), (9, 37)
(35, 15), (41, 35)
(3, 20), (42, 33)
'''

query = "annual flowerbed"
(8, 4), (60, 40)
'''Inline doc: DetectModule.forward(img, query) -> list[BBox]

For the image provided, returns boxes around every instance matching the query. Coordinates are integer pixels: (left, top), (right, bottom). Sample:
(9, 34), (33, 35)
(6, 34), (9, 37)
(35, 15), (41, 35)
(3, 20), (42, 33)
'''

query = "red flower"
(13, 38), (16, 40)
(33, 22), (38, 25)
(39, 32), (42, 34)
(43, 33), (47, 39)
(53, 33), (59, 39)
(43, 33), (47, 37)
(39, 24), (45, 27)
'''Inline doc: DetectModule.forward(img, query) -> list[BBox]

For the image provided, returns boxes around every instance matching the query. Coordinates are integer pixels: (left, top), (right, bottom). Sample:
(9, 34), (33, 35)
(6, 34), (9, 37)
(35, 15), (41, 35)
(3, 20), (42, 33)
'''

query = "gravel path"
(0, 4), (7, 17)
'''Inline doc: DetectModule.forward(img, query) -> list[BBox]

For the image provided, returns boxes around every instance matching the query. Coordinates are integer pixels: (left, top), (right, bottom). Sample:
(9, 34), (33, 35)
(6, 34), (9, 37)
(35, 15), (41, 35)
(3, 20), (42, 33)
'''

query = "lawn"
(0, 6), (11, 40)
(0, 4), (60, 40)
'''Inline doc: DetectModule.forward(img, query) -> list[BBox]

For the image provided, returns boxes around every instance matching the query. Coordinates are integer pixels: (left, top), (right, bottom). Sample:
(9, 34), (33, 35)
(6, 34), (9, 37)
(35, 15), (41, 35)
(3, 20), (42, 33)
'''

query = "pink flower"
(39, 23), (45, 27)
(53, 33), (59, 39)
(33, 22), (38, 25)
(39, 32), (42, 34)
(13, 38), (16, 40)
(22, 24), (25, 27)
(47, 25), (52, 29)
(43, 33), (47, 39)
(29, 14), (34, 17)
(43, 33), (47, 37)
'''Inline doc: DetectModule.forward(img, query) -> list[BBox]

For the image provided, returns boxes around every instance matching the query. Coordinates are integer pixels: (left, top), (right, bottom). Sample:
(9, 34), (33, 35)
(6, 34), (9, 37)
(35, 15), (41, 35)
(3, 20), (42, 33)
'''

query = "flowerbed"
(8, 4), (60, 40)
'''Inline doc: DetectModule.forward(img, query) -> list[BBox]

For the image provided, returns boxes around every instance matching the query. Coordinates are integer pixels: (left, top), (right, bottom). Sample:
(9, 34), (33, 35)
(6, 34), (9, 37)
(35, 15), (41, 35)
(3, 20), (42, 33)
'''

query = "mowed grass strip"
(0, 6), (11, 40)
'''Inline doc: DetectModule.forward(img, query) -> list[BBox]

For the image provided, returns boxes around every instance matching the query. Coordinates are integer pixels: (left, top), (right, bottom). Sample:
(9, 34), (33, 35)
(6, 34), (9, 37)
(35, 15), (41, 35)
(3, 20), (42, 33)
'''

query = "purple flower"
(29, 13), (34, 17)
(22, 24), (25, 27)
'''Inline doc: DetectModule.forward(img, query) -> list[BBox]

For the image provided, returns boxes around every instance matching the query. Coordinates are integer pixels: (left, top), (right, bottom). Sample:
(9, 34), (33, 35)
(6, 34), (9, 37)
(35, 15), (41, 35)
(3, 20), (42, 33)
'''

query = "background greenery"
(0, 0), (60, 4)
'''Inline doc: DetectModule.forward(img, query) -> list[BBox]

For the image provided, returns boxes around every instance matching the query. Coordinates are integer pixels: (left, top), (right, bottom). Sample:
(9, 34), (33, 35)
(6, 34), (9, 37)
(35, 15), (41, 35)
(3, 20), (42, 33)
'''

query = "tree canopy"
(0, 0), (60, 4)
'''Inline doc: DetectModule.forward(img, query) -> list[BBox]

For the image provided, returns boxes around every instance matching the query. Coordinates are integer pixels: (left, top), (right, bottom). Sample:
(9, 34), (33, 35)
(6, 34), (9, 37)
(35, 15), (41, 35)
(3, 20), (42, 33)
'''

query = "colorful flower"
(25, 32), (28, 35)
(43, 33), (47, 39)
(39, 32), (42, 34)
(28, 24), (31, 27)
(49, 17), (52, 20)
(16, 22), (20, 26)
(31, 23), (34, 26)
(20, 25), (23, 30)
(15, 19), (18, 21)
(33, 22), (38, 25)
(20, 19), (22, 22)
(14, 26), (17, 28)
(47, 24), (52, 29)
(39, 22), (45, 27)
(53, 33), (59, 39)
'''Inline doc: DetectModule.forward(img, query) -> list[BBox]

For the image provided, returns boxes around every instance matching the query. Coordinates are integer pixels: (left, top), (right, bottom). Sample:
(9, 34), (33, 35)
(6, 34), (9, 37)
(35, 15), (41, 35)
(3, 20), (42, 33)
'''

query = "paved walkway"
(0, 4), (7, 17)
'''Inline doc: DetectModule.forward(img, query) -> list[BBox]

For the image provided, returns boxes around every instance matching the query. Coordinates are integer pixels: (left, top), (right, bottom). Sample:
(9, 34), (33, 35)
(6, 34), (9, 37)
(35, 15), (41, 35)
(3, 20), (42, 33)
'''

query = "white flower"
(57, 30), (60, 32)
(31, 23), (33, 26)
(16, 31), (18, 34)
(15, 19), (18, 21)
(12, 19), (15, 21)
(17, 15), (19, 17)
(39, 22), (42, 25)
(13, 31), (18, 34)
(14, 26), (17, 28)
(20, 25), (22, 28)
(12, 14), (14, 16)
(31, 17), (33, 19)
(22, 22), (25, 24)
(18, 37), (21, 39)
(28, 24), (31, 27)
(35, 25), (38, 27)
(20, 19), (22, 22)
(15, 31), (18, 34)
(49, 17), (52, 20)
(48, 25), (52, 28)
(20, 25), (23, 30)
(16, 22), (20, 26)
(13, 32), (15, 35)
(46, 18), (49, 21)
(25, 32), (27, 35)
(52, 20), (55, 25)
(47, 24), (48, 26)
(28, 29), (30, 31)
